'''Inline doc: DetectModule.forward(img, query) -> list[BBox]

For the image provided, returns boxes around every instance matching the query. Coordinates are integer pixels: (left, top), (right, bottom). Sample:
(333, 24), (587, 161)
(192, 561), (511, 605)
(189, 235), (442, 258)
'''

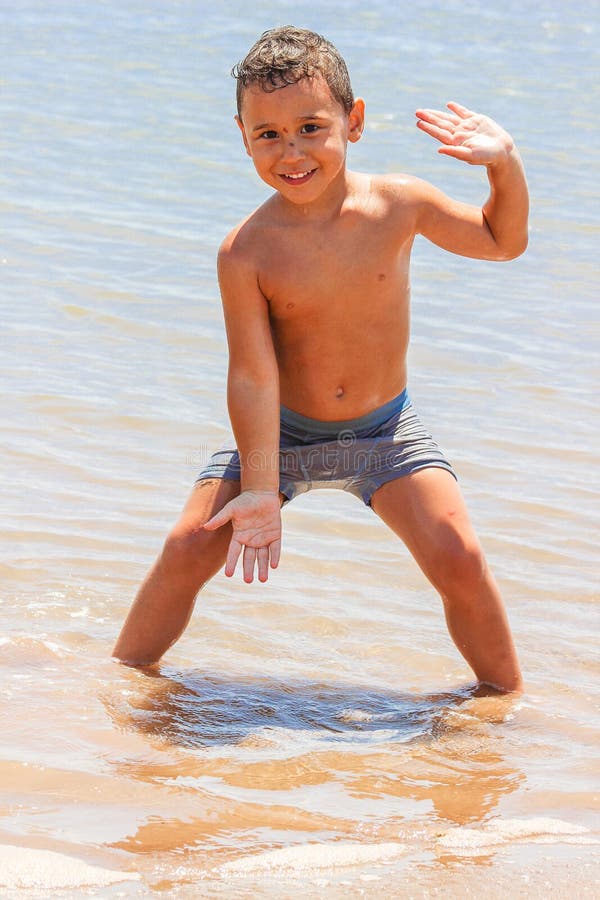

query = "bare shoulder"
(371, 173), (463, 235)
(219, 197), (280, 268)
(362, 173), (439, 236)
(217, 199), (285, 306)
(219, 210), (260, 269)
(370, 172), (438, 207)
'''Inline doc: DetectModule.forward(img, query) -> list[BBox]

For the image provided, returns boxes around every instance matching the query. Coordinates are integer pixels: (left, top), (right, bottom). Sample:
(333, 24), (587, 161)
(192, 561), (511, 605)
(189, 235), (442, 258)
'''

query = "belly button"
(336, 385), (345, 398)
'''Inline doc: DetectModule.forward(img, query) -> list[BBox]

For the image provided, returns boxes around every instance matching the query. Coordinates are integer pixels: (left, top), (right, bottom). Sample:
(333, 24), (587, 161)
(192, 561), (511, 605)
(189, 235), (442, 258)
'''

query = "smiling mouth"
(279, 169), (317, 185)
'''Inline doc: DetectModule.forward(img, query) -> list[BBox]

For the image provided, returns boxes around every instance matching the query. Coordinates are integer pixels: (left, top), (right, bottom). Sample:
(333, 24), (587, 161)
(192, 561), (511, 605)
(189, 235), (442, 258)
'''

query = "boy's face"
(236, 73), (364, 206)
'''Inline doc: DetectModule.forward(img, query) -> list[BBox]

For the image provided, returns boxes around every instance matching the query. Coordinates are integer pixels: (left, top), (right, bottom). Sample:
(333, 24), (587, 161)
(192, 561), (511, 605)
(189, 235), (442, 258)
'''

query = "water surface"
(1, 1), (599, 896)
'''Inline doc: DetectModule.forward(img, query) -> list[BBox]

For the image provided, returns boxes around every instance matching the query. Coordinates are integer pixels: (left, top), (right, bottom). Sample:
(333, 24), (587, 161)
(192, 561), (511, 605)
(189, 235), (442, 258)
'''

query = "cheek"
(250, 141), (276, 161)
(322, 130), (346, 154)
(246, 144), (266, 165)
(248, 147), (279, 181)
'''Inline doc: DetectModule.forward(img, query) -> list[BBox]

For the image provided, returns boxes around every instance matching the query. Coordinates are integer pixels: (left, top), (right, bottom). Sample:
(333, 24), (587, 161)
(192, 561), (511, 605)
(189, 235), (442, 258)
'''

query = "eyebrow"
(251, 115), (328, 133)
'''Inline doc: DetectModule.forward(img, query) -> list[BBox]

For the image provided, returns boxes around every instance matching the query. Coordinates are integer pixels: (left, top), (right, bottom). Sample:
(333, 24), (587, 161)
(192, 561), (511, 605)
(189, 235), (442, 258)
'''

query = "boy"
(113, 26), (528, 692)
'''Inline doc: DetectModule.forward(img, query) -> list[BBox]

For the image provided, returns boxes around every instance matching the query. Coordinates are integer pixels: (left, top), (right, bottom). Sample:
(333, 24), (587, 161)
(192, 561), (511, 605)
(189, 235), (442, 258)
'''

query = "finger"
(257, 546), (270, 583)
(416, 108), (460, 127)
(203, 505), (232, 531)
(438, 145), (474, 162)
(224, 538), (242, 577)
(243, 545), (256, 583)
(447, 101), (474, 119)
(269, 539), (281, 569)
(416, 119), (454, 145)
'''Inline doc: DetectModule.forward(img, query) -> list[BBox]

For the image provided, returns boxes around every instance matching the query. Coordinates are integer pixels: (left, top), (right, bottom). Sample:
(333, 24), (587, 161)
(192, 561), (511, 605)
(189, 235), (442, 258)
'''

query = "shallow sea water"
(1, 0), (599, 896)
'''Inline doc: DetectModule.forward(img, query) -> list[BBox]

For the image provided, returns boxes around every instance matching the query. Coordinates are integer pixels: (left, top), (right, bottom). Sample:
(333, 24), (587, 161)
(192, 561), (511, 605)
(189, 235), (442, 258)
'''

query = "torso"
(237, 172), (417, 421)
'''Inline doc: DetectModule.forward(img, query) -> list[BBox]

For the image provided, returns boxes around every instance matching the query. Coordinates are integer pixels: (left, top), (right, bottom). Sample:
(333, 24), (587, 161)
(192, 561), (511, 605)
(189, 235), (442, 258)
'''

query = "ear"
(235, 115), (252, 157)
(347, 97), (365, 143)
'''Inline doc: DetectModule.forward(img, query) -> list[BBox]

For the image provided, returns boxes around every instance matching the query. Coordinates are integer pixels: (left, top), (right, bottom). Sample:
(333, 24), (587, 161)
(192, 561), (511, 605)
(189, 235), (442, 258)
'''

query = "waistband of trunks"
(280, 388), (410, 439)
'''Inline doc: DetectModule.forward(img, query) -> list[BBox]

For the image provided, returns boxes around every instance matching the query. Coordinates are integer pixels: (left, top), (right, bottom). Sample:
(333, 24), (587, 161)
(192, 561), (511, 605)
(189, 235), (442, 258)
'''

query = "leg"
(371, 468), (523, 692)
(112, 479), (240, 666)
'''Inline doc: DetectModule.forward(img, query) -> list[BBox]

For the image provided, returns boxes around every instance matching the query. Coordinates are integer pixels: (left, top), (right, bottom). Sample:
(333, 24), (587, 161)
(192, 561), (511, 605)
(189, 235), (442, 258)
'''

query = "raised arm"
(412, 102), (529, 260)
(203, 229), (282, 583)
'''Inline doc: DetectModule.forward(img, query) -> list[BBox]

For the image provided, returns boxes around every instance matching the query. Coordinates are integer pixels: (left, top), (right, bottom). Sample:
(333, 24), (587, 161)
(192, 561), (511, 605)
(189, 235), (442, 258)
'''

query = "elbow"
(511, 228), (529, 259)
(483, 210), (529, 261)
(496, 230), (529, 261)
(228, 367), (279, 394)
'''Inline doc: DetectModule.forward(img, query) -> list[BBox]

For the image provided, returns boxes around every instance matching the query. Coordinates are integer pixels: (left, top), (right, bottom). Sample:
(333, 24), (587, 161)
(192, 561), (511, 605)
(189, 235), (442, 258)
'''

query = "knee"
(159, 523), (223, 574)
(430, 530), (487, 598)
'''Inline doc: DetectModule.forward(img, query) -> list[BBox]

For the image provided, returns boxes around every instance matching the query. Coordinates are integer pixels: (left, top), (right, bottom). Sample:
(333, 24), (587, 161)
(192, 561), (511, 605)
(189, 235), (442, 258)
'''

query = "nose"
(280, 139), (303, 163)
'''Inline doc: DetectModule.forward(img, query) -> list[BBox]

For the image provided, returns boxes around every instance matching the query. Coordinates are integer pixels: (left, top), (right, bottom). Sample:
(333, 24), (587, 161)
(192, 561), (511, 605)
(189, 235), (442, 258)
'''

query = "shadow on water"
(104, 667), (525, 827)
(106, 665), (513, 750)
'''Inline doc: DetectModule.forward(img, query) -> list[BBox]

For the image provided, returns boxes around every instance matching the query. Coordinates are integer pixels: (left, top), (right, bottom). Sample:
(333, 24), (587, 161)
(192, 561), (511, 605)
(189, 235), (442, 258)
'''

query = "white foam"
(337, 708), (373, 723)
(0, 845), (140, 889)
(220, 841), (407, 875)
(437, 817), (593, 852)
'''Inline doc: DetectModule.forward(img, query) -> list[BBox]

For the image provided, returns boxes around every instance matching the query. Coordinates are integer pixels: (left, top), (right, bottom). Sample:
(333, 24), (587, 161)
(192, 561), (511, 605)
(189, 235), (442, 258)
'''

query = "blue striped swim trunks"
(196, 388), (455, 506)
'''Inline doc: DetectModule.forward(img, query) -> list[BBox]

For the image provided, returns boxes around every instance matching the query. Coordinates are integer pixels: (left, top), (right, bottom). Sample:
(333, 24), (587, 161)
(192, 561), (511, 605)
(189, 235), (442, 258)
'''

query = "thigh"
(371, 468), (482, 583)
(160, 479), (243, 575)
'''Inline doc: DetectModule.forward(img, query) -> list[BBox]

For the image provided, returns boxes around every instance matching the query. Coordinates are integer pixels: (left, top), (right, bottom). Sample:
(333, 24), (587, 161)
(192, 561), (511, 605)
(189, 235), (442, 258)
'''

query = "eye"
(301, 123), (320, 134)
(259, 129), (278, 140)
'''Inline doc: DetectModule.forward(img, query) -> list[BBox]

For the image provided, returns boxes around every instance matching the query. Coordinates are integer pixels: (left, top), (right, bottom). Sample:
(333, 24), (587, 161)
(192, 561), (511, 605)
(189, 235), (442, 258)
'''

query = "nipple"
(336, 385), (345, 399)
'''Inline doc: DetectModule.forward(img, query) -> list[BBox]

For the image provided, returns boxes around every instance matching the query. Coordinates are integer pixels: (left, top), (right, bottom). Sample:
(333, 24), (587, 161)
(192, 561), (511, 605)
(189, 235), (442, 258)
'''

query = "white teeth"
(285, 171), (310, 179)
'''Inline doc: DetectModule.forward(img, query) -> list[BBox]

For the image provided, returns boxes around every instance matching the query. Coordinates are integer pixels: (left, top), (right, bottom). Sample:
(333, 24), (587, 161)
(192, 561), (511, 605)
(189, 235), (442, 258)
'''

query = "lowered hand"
(203, 489), (282, 583)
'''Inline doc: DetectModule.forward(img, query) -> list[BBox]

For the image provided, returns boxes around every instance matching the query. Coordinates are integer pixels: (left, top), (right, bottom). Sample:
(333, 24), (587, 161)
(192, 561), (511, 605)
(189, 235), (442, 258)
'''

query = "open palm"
(416, 102), (514, 166)
(204, 490), (282, 583)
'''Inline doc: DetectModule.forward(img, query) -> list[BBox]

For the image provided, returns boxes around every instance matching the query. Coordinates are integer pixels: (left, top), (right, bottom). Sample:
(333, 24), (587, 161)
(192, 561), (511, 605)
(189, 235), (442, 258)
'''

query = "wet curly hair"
(233, 26), (355, 117)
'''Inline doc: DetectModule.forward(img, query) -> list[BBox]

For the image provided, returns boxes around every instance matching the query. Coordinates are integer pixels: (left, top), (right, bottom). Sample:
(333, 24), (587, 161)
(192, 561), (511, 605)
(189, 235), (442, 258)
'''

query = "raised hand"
(415, 102), (515, 166)
(203, 489), (282, 583)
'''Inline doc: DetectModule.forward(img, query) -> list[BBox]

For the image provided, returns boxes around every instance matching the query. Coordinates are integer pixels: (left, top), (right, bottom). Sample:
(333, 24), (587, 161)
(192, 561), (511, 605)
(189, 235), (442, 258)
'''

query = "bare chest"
(258, 217), (412, 324)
